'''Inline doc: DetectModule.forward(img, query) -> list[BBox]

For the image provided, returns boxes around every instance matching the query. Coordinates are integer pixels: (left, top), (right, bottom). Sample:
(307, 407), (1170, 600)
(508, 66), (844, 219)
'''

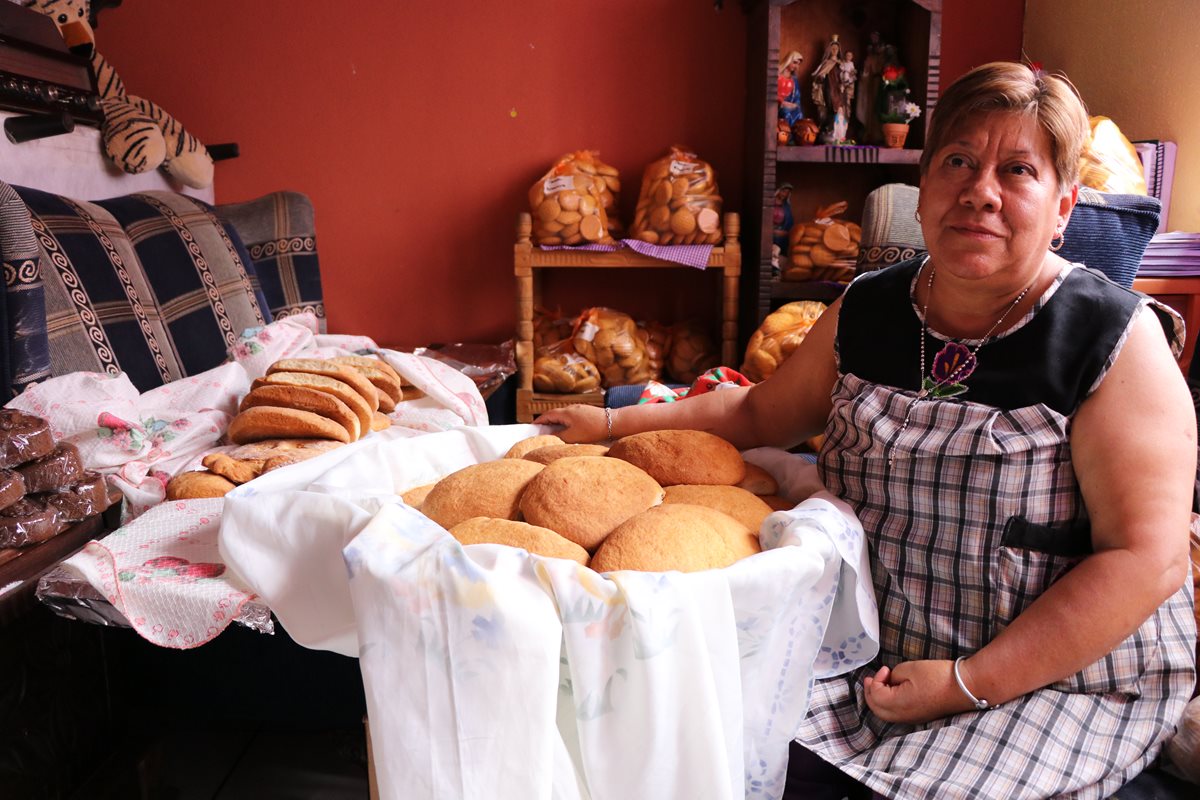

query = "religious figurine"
(777, 50), (805, 143)
(830, 50), (857, 143)
(856, 31), (888, 144)
(772, 182), (795, 257)
(810, 34), (841, 134)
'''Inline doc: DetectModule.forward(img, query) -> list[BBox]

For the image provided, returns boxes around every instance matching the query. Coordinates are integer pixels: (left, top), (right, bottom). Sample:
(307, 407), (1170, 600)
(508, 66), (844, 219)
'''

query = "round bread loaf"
(0, 497), (65, 548)
(400, 482), (437, 510)
(261, 371), (374, 436)
(166, 470), (237, 500)
(519, 456), (663, 551)
(504, 434), (565, 459)
(239, 384), (360, 441)
(0, 409), (54, 468)
(40, 471), (112, 522)
(523, 444), (609, 465)
(0, 468), (26, 512)
(267, 358), (380, 412)
(590, 504), (761, 573)
(227, 406), (352, 445)
(18, 442), (85, 493)
(450, 517), (589, 565)
(606, 430), (745, 486)
(662, 484), (773, 532)
(736, 462), (779, 496)
(421, 459), (545, 530)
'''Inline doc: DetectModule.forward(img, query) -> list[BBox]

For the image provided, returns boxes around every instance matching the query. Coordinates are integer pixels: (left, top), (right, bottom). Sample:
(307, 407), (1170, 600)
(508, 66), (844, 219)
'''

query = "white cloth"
(219, 428), (879, 799)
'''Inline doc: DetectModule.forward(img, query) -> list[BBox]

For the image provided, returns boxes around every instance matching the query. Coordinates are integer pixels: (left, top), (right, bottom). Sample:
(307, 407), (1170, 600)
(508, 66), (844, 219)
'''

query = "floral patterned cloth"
(14, 312), (491, 648)
(218, 427), (880, 799)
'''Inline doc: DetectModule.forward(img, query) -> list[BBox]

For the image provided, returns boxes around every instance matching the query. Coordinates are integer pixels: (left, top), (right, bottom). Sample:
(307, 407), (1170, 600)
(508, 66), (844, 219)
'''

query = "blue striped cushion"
(216, 191), (325, 331)
(0, 181), (51, 399)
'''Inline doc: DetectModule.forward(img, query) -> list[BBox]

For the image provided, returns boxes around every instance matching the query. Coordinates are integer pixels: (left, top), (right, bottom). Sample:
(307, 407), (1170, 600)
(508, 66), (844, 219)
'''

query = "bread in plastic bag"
(560, 150), (623, 237)
(636, 321), (670, 383)
(1079, 116), (1148, 195)
(573, 307), (653, 387)
(529, 153), (614, 246)
(786, 201), (861, 283)
(630, 145), (723, 246)
(741, 300), (827, 383)
(533, 306), (577, 353)
(666, 321), (719, 385)
(533, 339), (602, 393)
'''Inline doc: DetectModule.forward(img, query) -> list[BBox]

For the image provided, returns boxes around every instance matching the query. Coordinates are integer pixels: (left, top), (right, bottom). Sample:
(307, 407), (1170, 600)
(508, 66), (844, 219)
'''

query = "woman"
(538, 62), (1197, 798)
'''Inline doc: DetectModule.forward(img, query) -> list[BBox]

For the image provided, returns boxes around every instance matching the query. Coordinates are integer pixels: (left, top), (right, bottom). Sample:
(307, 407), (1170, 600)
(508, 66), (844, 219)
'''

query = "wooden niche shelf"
(513, 212), (741, 423)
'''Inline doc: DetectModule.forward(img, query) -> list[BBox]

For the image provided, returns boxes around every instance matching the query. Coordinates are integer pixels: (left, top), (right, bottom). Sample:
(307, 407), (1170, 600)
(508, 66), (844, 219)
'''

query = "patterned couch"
(0, 182), (326, 401)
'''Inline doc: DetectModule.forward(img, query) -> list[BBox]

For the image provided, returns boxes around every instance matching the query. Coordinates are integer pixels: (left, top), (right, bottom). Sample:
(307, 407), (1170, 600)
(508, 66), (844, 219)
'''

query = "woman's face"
(918, 111), (1075, 284)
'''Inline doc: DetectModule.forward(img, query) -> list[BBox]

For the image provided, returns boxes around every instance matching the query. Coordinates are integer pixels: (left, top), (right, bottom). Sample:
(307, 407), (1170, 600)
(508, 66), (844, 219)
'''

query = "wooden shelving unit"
(513, 212), (741, 423)
(740, 0), (941, 336)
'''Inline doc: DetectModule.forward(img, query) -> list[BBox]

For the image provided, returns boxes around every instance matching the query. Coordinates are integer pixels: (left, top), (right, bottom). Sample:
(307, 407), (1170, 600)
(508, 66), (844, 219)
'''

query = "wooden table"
(1133, 276), (1200, 373)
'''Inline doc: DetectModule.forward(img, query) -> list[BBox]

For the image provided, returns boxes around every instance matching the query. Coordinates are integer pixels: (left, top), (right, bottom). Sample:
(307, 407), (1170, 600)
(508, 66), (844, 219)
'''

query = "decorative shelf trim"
(777, 145), (923, 165)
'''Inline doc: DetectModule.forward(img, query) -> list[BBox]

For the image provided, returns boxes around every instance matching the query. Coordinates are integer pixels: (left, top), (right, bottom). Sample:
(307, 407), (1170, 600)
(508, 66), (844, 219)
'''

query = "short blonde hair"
(919, 61), (1089, 192)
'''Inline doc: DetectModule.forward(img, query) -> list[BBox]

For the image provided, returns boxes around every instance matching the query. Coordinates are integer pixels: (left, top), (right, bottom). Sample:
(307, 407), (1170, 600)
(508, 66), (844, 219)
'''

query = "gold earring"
(1050, 230), (1065, 251)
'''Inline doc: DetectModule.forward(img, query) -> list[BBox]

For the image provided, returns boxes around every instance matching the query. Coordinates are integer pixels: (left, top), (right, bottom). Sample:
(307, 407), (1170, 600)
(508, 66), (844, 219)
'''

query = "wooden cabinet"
(740, 0), (941, 336)
(513, 212), (741, 423)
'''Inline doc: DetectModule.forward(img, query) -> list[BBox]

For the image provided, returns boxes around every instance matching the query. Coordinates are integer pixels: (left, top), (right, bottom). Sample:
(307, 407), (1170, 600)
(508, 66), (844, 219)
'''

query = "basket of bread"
(166, 355), (405, 499)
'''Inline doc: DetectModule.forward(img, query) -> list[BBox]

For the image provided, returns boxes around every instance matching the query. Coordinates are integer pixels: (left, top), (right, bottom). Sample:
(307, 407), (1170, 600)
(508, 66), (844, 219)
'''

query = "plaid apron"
(800, 264), (1197, 799)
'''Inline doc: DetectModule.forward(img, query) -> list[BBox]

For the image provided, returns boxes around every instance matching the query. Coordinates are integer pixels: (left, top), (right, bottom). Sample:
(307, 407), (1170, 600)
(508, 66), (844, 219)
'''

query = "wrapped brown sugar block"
(629, 145), (723, 246)
(786, 201), (861, 283)
(529, 152), (613, 247)
(741, 300), (827, 383)
(572, 307), (654, 388)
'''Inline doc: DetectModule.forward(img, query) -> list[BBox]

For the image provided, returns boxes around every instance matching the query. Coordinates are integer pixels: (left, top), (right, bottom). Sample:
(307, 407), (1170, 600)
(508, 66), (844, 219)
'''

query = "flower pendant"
(923, 341), (976, 398)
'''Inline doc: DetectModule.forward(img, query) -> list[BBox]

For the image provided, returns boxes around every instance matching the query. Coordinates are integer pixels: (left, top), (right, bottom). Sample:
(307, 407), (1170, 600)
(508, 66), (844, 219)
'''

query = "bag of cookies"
(629, 145), (723, 246)
(665, 321), (719, 385)
(558, 150), (623, 237)
(533, 339), (602, 394)
(636, 320), (670, 383)
(529, 153), (613, 246)
(741, 300), (827, 382)
(572, 307), (654, 388)
(786, 201), (861, 283)
(533, 306), (577, 353)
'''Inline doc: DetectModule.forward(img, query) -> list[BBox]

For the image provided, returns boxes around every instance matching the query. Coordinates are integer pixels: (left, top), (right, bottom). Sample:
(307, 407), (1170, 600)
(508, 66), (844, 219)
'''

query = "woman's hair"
(919, 61), (1089, 192)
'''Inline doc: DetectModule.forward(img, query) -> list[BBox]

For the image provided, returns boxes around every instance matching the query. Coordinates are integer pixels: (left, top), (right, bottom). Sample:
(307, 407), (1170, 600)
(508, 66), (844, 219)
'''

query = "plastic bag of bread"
(533, 306), (576, 353)
(666, 321), (719, 385)
(557, 150), (623, 237)
(528, 153), (613, 246)
(1079, 116), (1148, 195)
(572, 307), (654, 387)
(636, 320), (670, 382)
(741, 300), (827, 382)
(629, 145), (723, 246)
(786, 201), (861, 283)
(533, 339), (602, 393)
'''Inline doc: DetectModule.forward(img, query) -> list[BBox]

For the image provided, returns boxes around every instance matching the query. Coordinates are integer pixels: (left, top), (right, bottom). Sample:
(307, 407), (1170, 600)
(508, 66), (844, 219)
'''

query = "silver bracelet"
(604, 407), (616, 440)
(953, 656), (992, 711)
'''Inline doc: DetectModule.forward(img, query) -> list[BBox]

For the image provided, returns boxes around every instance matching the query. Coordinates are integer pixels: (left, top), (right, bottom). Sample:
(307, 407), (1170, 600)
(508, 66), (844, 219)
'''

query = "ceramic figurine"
(777, 50), (805, 143)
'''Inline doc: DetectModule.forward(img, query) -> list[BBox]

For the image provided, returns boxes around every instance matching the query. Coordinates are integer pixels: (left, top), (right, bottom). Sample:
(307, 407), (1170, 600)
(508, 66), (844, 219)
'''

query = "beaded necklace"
(887, 258), (1035, 468)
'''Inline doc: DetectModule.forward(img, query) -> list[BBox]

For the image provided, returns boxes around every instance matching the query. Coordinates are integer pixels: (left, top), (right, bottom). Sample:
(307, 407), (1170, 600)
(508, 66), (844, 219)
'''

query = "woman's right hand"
(534, 404), (608, 443)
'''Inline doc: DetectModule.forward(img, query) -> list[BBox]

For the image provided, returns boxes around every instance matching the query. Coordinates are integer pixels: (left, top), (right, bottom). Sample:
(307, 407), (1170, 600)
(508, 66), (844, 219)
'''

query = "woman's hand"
(863, 660), (976, 724)
(534, 404), (608, 443)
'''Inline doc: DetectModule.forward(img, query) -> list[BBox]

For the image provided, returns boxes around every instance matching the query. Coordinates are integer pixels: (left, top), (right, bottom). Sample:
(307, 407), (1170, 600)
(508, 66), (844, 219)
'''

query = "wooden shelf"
(514, 212), (742, 423)
(778, 145), (923, 165)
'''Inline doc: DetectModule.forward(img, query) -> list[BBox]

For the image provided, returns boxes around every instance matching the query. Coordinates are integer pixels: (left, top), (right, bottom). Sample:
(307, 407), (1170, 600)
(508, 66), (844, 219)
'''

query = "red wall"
(95, 0), (1022, 348)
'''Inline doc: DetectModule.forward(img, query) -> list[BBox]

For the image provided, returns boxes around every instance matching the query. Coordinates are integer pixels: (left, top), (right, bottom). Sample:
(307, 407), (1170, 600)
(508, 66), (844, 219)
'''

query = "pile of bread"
(404, 429), (794, 573)
(1, 409), (113, 549)
(534, 307), (719, 393)
(166, 355), (409, 500)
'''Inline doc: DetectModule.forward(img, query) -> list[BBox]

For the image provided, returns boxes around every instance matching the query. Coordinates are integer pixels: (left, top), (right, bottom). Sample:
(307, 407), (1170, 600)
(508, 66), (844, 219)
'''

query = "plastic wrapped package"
(636, 320), (670, 382)
(413, 341), (517, 400)
(533, 306), (577, 353)
(741, 301), (827, 383)
(39, 472), (114, 523)
(528, 153), (613, 246)
(533, 340), (602, 393)
(786, 201), (861, 283)
(629, 146), (723, 245)
(1079, 116), (1148, 195)
(560, 150), (623, 237)
(0, 408), (55, 468)
(666, 321), (719, 385)
(572, 307), (654, 388)
(0, 497), (68, 548)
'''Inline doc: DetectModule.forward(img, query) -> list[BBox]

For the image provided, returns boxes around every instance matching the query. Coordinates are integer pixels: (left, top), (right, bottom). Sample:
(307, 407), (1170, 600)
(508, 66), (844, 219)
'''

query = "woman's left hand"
(863, 660), (975, 724)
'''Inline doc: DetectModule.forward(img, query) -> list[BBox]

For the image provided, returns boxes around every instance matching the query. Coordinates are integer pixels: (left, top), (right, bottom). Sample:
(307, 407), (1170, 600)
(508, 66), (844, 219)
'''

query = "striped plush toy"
(23, 0), (214, 189)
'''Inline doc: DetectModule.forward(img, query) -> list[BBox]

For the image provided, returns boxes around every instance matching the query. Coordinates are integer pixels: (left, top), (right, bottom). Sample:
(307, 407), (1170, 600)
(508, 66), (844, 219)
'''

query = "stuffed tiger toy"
(21, 0), (214, 189)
